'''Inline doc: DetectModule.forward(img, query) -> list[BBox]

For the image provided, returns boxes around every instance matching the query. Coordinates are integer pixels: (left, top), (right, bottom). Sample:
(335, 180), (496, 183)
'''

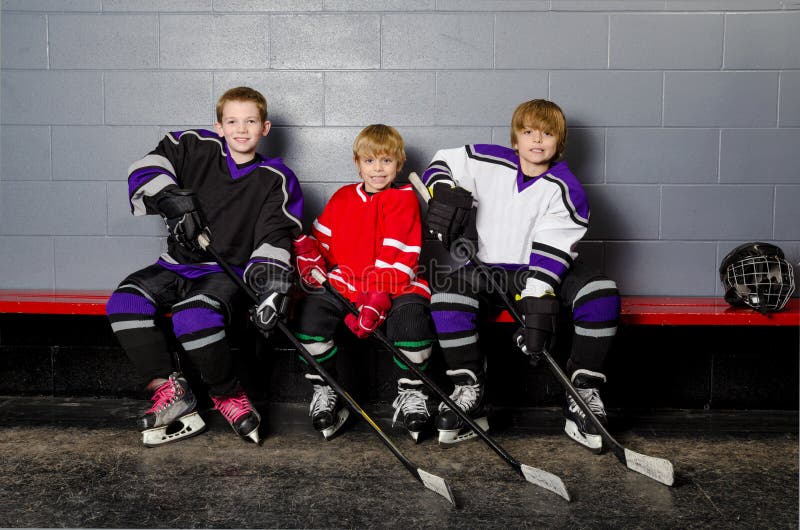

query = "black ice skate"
(211, 389), (261, 444)
(140, 372), (206, 447)
(391, 378), (431, 443)
(307, 374), (349, 440)
(564, 369), (608, 453)
(435, 368), (488, 444)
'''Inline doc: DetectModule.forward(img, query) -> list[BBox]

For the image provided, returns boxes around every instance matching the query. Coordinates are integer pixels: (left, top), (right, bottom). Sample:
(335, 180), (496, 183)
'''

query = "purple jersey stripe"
(281, 163), (305, 221)
(224, 142), (265, 180)
(431, 309), (478, 334)
(128, 167), (176, 197)
(529, 253), (570, 279)
(172, 307), (225, 338)
(470, 144), (518, 167)
(573, 295), (621, 324)
(546, 161), (590, 220)
(105, 292), (156, 316)
(156, 259), (243, 280)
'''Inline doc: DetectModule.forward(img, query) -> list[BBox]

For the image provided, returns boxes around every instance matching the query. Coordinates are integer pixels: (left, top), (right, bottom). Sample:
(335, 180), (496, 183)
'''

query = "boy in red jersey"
(291, 124), (434, 441)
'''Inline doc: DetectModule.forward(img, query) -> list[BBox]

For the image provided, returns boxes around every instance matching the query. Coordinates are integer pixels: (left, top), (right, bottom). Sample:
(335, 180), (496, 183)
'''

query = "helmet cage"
(721, 250), (795, 312)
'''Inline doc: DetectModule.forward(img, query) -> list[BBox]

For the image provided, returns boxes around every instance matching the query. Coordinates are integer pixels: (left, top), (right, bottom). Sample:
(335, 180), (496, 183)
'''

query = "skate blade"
(322, 407), (350, 440)
(564, 419), (603, 453)
(245, 428), (261, 444)
(142, 412), (206, 447)
(438, 416), (489, 445)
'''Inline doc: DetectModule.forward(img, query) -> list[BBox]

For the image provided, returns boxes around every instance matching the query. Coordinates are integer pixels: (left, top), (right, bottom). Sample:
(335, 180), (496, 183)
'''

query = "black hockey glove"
(251, 290), (289, 337)
(425, 185), (473, 250)
(155, 188), (210, 253)
(514, 296), (560, 365)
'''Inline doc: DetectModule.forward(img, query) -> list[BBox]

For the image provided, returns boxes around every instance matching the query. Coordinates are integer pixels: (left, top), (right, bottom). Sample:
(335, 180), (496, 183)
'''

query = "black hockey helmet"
(719, 242), (795, 313)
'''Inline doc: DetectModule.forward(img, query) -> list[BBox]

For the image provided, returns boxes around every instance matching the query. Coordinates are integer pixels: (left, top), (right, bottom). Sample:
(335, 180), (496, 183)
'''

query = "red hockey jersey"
(312, 182), (430, 302)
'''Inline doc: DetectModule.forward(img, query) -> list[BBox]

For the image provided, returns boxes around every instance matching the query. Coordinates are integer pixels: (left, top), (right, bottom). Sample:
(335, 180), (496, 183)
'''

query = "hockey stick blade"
(198, 237), (457, 507)
(624, 448), (675, 486)
(520, 464), (571, 501)
(405, 172), (676, 488)
(417, 468), (457, 505)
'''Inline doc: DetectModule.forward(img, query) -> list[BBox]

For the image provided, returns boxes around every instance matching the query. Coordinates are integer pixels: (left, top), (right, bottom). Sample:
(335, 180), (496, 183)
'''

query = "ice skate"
(140, 372), (206, 447)
(392, 378), (431, 443)
(307, 374), (349, 440)
(211, 389), (261, 444)
(564, 369), (608, 453)
(435, 369), (488, 444)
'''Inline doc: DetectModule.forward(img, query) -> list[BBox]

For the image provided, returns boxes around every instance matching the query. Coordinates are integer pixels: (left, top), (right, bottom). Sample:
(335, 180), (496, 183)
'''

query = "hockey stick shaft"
(197, 235), (456, 506)
(407, 172), (674, 487)
(312, 272), (570, 500)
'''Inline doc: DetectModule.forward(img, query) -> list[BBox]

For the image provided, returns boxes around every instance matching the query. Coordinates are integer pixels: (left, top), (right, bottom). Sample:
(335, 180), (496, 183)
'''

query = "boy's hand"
(292, 235), (326, 288)
(516, 295), (560, 363)
(344, 291), (392, 339)
(155, 188), (210, 252)
(425, 186), (473, 249)
(251, 291), (289, 336)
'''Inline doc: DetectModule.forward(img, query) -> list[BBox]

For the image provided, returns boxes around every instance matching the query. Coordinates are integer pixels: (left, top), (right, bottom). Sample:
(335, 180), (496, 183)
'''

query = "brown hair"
(510, 99), (567, 161)
(216, 86), (268, 122)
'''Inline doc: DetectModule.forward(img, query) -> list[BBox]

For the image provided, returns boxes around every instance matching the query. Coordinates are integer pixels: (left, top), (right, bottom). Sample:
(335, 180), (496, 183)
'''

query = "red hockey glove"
(344, 291), (392, 339)
(292, 235), (326, 288)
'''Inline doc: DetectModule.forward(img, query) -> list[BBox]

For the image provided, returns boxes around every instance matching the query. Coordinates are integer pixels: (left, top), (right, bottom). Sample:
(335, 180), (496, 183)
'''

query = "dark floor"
(0, 397), (796, 529)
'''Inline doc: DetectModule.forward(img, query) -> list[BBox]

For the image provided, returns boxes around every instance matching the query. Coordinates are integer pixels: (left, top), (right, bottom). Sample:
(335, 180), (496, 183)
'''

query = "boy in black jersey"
(107, 87), (304, 446)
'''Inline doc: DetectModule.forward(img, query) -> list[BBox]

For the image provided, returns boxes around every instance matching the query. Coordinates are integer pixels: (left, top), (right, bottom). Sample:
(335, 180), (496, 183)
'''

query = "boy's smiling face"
(355, 152), (400, 193)
(513, 125), (558, 176)
(214, 99), (271, 164)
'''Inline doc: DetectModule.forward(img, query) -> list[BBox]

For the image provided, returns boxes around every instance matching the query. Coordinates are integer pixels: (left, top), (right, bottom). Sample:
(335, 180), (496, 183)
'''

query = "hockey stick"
(311, 274), (570, 501)
(407, 172), (675, 487)
(197, 234), (456, 506)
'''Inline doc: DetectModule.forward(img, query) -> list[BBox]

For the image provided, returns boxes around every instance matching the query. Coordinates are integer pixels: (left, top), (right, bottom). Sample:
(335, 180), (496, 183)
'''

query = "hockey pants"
(106, 264), (243, 396)
(430, 260), (620, 377)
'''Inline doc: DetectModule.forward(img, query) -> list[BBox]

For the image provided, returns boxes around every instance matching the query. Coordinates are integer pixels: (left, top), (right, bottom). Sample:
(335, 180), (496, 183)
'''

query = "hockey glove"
(425, 185), (473, 250)
(344, 291), (392, 339)
(251, 290), (290, 336)
(292, 235), (326, 289)
(515, 295), (560, 365)
(155, 188), (210, 252)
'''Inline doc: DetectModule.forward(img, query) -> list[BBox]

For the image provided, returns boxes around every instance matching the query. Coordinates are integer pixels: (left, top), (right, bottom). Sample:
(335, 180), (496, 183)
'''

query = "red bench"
(0, 290), (797, 326)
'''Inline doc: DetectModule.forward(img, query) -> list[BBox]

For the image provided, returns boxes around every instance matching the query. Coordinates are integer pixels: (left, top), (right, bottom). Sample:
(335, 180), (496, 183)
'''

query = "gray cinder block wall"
(1, 1), (798, 296)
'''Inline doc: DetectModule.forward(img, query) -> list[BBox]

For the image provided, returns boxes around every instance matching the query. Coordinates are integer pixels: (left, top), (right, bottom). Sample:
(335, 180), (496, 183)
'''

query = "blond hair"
(352, 124), (406, 171)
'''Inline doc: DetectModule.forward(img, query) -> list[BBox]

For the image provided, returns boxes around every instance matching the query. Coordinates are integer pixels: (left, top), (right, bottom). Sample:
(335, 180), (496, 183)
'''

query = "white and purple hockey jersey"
(422, 144), (589, 292)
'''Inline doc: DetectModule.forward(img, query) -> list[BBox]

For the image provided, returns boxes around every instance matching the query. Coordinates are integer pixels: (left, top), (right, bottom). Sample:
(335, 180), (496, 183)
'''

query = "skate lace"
(309, 385), (337, 417)
(146, 377), (182, 414)
(569, 388), (605, 418)
(439, 382), (480, 413)
(213, 392), (253, 423)
(391, 388), (429, 426)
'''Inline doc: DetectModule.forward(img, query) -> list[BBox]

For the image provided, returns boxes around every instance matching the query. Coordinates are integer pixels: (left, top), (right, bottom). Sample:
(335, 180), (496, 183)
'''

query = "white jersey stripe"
(382, 238), (421, 254)
(313, 219), (332, 236)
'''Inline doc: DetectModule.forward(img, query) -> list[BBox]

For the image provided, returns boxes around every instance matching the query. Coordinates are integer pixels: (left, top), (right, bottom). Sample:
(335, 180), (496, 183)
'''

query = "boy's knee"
(171, 295), (227, 342)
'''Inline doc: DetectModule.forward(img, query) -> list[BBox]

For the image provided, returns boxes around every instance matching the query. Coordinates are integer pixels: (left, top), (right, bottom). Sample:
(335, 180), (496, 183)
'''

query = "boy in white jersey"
(422, 100), (621, 451)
